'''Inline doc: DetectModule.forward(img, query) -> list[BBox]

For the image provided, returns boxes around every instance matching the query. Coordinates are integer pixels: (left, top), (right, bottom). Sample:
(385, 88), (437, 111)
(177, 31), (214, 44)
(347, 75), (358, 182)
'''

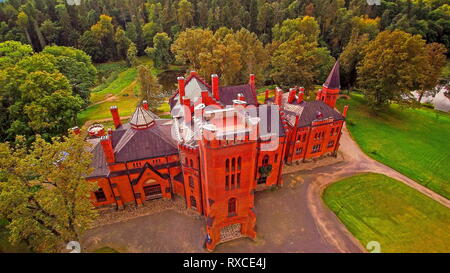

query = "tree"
(114, 27), (132, 60)
(127, 42), (138, 67)
(272, 16), (320, 43)
(233, 28), (269, 84)
(177, 0), (194, 29)
(271, 35), (333, 91)
(357, 30), (429, 110)
(0, 40), (33, 68)
(340, 33), (370, 89)
(145, 32), (173, 69)
(142, 22), (162, 47)
(171, 28), (214, 70)
(42, 46), (97, 103)
(137, 64), (164, 111)
(416, 42), (447, 102)
(0, 134), (97, 252)
(79, 15), (116, 62)
(40, 20), (60, 45)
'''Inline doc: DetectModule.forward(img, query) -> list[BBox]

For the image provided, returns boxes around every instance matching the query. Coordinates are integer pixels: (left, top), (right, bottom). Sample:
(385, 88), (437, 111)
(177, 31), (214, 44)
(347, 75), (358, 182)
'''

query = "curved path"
(305, 124), (450, 253)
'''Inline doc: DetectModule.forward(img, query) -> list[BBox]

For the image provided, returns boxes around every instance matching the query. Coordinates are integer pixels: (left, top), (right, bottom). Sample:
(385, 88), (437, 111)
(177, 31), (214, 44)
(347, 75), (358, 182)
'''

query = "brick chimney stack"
(211, 74), (219, 100)
(249, 74), (256, 90)
(110, 106), (121, 129)
(178, 76), (186, 103)
(297, 87), (305, 104)
(288, 88), (296, 103)
(100, 135), (115, 164)
(343, 105), (349, 117)
(274, 87), (283, 106)
(142, 100), (149, 110)
(183, 97), (191, 123)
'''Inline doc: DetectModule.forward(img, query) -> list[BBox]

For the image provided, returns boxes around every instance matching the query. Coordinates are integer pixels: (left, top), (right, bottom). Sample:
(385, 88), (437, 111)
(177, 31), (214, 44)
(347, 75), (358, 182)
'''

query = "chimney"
(297, 88), (304, 104)
(100, 135), (115, 164)
(71, 126), (80, 135)
(249, 74), (256, 89)
(183, 97), (191, 123)
(343, 105), (349, 117)
(211, 74), (219, 100)
(288, 88), (296, 103)
(110, 106), (121, 129)
(142, 100), (149, 110)
(274, 87), (283, 106)
(201, 90), (209, 105)
(190, 71), (198, 77)
(177, 76), (186, 103)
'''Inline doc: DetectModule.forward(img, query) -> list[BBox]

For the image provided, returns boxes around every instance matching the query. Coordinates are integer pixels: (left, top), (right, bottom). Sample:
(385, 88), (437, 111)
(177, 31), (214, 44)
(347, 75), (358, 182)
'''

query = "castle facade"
(86, 61), (347, 251)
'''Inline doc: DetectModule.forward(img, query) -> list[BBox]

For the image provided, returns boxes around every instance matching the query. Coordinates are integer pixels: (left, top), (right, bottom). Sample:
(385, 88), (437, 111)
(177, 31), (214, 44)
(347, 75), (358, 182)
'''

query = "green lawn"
(323, 173), (450, 253)
(89, 68), (138, 104)
(336, 93), (450, 199)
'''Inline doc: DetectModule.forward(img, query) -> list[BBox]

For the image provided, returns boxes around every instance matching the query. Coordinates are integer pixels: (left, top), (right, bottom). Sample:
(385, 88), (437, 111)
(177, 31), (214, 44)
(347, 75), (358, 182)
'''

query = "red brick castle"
(86, 61), (348, 251)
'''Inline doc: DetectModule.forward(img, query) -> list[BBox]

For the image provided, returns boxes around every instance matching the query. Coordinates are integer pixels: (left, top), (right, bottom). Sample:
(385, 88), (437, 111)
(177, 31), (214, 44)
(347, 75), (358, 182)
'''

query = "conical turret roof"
(323, 61), (340, 90)
(130, 107), (157, 129)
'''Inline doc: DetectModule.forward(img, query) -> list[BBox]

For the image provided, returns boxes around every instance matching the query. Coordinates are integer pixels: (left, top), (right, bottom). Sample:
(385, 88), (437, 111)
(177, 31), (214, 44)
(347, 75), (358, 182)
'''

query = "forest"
(0, 0), (448, 143)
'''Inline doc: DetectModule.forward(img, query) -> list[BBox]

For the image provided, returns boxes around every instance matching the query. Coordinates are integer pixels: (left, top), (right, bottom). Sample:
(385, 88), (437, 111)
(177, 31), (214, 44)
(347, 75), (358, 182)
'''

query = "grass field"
(323, 173), (450, 253)
(336, 93), (450, 199)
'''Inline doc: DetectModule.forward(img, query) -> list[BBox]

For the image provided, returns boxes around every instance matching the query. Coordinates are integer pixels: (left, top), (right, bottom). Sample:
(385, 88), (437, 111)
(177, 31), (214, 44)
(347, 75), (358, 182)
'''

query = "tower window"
(231, 174), (235, 188)
(274, 154), (278, 163)
(237, 157), (242, 170)
(226, 159), (230, 172)
(232, 158), (236, 171)
(228, 198), (237, 216)
(225, 175), (229, 190)
(237, 173), (241, 188)
(190, 159), (194, 167)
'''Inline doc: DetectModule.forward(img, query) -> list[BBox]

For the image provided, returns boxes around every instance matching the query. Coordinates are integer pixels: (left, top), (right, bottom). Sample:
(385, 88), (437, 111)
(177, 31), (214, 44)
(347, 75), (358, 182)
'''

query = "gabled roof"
(86, 138), (109, 179)
(112, 119), (178, 162)
(323, 61), (340, 90)
(269, 92), (344, 127)
(219, 84), (257, 106)
(169, 74), (257, 109)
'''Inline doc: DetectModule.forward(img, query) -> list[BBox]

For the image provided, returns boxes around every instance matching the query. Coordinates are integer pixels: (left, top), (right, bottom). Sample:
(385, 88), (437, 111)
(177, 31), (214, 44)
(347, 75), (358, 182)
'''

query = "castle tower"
(316, 60), (340, 108)
(199, 111), (258, 251)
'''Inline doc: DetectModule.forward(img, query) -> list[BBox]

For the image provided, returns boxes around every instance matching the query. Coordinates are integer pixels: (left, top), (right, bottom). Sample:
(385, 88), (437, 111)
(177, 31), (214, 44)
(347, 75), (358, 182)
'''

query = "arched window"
(237, 173), (241, 188)
(228, 198), (236, 216)
(190, 159), (194, 168)
(237, 157), (241, 170)
(190, 196), (197, 208)
(262, 155), (269, 165)
(225, 159), (230, 172)
(231, 158), (236, 171)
